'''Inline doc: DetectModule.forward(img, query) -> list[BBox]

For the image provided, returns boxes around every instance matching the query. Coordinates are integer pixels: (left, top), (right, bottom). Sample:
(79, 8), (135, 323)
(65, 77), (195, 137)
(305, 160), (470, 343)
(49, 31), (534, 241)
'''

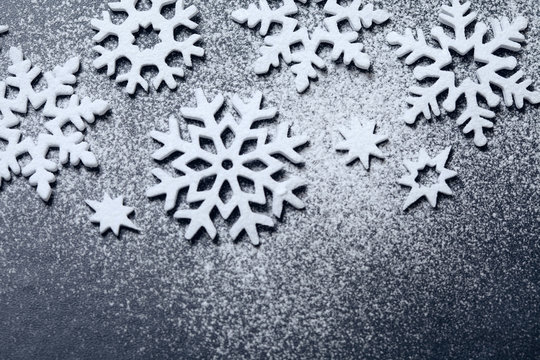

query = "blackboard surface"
(0, 0), (538, 359)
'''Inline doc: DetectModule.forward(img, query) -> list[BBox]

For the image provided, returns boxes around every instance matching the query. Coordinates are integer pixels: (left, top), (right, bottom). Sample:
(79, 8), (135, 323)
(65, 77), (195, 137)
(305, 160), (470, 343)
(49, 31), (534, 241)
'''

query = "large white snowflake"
(91, 0), (204, 94)
(232, 0), (390, 93)
(0, 47), (109, 201)
(147, 90), (308, 245)
(387, 0), (540, 147)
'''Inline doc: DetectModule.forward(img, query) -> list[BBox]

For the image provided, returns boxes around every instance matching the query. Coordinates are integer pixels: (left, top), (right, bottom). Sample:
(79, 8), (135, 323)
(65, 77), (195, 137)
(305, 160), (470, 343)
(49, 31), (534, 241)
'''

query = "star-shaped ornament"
(86, 194), (141, 237)
(398, 147), (457, 210)
(336, 120), (388, 169)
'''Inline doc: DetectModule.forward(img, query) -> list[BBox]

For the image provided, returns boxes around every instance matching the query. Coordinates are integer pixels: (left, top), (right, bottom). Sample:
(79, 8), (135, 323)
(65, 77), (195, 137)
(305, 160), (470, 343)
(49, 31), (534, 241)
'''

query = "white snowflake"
(336, 119), (387, 169)
(0, 47), (109, 201)
(398, 147), (457, 210)
(91, 0), (204, 94)
(147, 89), (308, 245)
(232, 0), (390, 93)
(86, 194), (141, 236)
(0, 25), (8, 34)
(387, 0), (540, 147)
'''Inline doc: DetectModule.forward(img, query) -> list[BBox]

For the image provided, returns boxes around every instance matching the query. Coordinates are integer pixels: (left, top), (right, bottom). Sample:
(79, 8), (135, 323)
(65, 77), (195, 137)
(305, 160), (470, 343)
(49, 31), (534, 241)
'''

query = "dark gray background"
(0, 0), (538, 359)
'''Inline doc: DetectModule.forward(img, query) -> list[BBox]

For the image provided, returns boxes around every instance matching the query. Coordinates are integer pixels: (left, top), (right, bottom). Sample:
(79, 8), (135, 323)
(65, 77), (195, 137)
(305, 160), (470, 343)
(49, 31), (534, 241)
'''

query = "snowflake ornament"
(398, 147), (457, 210)
(387, 0), (540, 147)
(336, 119), (387, 169)
(147, 90), (308, 245)
(0, 47), (109, 201)
(86, 194), (141, 236)
(91, 0), (204, 94)
(232, 0), (390, 93)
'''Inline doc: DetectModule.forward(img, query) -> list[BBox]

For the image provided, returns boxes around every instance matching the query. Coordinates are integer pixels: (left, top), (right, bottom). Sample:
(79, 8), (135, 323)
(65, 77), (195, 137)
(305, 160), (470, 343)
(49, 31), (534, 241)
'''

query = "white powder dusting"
(0, 0), (538, 358)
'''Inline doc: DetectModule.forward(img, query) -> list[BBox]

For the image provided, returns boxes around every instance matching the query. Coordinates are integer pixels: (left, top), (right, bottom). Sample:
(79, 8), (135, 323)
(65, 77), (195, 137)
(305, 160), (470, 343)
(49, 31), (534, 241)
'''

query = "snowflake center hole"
(134, 25), (161, 51)
(17, 107), (48, 140)
(266, 0), (326, 36)
(135, 0), (153, 11)
(416, 165), (440, 188)
(295, 1), (327, 32)
(448, 50), (480, 85)
(221, 159), (234, 170)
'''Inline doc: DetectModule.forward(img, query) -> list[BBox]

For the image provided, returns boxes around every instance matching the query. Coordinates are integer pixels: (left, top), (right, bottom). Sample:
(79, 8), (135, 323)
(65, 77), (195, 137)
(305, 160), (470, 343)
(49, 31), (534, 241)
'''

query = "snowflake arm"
(475, 17), (540, 108)
(387, 28), (455, 124)
(91, 0), (204, 94)
(398, 147), (457, 210)
(5, 47), (45, 110)
(148, 90), (308, 245)
(43, 95), (110, 134)
(0, 25), (7, 34)
(324, 1), (390, 31)
(21, 135), (60, 201)
(231, 0), (299, 36)
(336, 120), (387, 169)
(431, 0), (478, 55)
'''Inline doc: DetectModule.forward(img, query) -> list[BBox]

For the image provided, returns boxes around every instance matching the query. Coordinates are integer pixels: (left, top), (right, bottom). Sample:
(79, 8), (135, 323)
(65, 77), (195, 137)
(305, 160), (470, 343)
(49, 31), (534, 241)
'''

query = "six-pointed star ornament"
(398, 147), (457, 210)
(86, 194), (141, 236)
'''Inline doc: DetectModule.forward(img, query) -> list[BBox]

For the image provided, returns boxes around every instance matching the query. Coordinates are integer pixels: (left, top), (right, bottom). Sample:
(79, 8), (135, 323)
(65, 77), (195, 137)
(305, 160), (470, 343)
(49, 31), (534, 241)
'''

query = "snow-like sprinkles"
(0, 0), (538, 358)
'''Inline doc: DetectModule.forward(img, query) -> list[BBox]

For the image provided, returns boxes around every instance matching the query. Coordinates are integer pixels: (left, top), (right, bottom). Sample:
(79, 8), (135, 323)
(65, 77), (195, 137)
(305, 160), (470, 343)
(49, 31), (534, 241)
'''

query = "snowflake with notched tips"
(91, 0), (204, 94)
(232, 0), (390, 93)
(147, 90), (309, 245)
(387, 0), (540, 147)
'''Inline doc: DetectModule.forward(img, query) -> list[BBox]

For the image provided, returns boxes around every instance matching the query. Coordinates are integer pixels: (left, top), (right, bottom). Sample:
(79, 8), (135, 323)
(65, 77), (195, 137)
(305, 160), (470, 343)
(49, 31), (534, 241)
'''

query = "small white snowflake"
(86, 194), (141, 236)
(387, 0), (540, 147)
(398, 147), (457, 210)
(91, 0), (204, 94)
(336, 119), (387, 169)
(0, 47), (109, 201)
(232, 0), (390, 93)
(147, 89), (308, 245)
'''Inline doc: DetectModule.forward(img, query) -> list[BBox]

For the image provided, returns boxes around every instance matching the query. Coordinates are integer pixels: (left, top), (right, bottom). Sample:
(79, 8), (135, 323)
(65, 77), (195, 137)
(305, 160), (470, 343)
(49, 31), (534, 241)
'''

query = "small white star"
(398, 147), (457, 210)
(86, 194), (141, 237)
(336, 120), (388, 170)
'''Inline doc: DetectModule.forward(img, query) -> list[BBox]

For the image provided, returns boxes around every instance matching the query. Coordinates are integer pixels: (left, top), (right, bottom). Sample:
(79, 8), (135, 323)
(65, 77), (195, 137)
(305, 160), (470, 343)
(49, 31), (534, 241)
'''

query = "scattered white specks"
(0, 0), (538, 358)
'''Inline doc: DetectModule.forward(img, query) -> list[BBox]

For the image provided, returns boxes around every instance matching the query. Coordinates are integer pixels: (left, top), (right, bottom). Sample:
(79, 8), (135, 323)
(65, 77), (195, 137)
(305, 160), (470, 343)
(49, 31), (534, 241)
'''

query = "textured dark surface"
(0, 0), (538, 359)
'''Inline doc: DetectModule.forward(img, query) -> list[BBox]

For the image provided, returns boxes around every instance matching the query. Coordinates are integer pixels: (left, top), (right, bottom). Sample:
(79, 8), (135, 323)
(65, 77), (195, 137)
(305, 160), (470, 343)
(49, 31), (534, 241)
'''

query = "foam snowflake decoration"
(0, 47), (109, 201)
(398, 147), (457, 210)
(232, 0), (390, 93)
(336, 119), (387, 169)
(0, 25), (8, 34)
(91, 0), (204, 94)
(147, 90), (308, 245)
(387, 0), (540, 147)
(86, 194), (141, 236)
